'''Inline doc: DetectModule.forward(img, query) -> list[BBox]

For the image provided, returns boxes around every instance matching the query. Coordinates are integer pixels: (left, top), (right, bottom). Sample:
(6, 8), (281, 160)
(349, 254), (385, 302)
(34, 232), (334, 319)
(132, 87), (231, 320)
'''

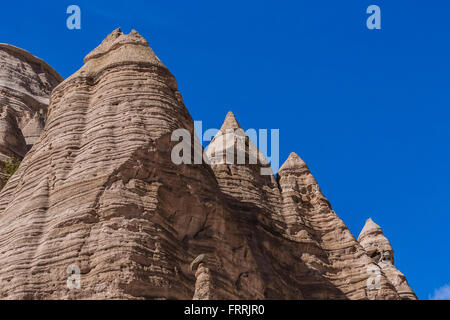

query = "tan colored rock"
(358, 218), (417, 300)
(205, 111), (280, 217)
(277, 152), (404, 299)
(0, 29), (416, 300)
(0, 105), (27, 163)
(0, 43), (63, 161)
(191, 254), (215, 300)
(0, 29), (247, 300)
(21, 112), (45, 146)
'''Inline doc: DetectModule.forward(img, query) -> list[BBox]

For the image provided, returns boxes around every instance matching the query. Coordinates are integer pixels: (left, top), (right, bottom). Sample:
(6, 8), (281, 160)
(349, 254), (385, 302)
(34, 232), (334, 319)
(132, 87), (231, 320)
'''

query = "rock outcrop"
(358, 218), (417, 300)
(0, 105), (27, 164)
(0, 43), (63, 164)
(0, 29), (416, 300)
(21, 112), (46, 146)
(190, 254), (215, 300)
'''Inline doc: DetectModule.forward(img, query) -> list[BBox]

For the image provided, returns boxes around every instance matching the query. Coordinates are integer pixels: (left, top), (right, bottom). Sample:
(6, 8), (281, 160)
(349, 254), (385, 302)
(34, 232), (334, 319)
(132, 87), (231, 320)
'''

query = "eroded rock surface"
(0, 43), (63, 162)
(358, 218), (417, 300)
(0, 105), (27, 164)
(0, 29), (416, 300)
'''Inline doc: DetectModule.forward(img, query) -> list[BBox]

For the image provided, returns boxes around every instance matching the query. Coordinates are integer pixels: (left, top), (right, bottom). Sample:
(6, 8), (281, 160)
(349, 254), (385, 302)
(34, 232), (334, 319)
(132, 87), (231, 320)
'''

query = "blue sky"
(1, 0), (449, 300)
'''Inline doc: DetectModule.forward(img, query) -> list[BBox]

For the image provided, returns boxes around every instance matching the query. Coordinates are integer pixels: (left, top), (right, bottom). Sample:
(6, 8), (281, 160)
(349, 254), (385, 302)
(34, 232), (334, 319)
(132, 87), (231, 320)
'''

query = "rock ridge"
(0, 43), (63, 173)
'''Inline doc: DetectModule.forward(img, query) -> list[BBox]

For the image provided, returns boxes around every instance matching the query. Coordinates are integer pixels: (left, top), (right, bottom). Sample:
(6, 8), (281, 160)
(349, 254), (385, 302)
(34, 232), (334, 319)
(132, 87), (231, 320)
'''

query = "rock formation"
(21, 112), (46, 146)
(358, 218), (417, 300)
(0, 105), (27, 164)
(0, 29), (416, 300)
(0, 43), (63, 166)
(190, 254), (215, 300)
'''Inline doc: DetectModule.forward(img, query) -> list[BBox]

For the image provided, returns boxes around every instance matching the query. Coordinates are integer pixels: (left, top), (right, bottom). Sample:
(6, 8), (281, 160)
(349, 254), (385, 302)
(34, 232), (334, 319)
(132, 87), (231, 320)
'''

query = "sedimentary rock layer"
(358, 218), (417, 300)
(0, 43), (63, 158)
(0, 29), (416, 300)
(0, 105), (27, 163)
(0, 28), (245, 299)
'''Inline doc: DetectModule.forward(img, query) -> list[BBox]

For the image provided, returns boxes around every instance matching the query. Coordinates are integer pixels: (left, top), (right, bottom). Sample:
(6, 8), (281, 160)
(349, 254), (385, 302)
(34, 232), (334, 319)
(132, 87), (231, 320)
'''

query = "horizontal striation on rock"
(0, 29), (275, 300)
(0, 43), (63, 167)
(358, 218), (417, 300)
(0, 28), (417, 300)
(277, 153), (404, 299)
(0, 105), (27, 162)
(206, 113), (347, 299)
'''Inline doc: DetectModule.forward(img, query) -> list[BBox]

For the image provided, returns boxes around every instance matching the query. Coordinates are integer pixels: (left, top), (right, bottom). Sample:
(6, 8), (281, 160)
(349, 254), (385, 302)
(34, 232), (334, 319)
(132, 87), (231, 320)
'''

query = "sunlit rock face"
(0, 29), (416, 300)
(0, 44), (63, 160)
(358, 218), (417, 300)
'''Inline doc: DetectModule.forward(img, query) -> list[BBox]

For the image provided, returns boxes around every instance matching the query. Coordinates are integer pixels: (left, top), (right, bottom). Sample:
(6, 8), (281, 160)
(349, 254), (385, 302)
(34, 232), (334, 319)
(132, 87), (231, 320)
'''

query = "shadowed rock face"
(0, 44), (63, 163)
(0, 29), (416, 300)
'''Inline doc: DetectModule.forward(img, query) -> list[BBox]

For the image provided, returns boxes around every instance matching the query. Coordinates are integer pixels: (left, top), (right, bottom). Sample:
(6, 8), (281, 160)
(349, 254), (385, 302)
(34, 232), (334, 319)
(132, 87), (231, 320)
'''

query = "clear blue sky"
(1, 0), (449, 300)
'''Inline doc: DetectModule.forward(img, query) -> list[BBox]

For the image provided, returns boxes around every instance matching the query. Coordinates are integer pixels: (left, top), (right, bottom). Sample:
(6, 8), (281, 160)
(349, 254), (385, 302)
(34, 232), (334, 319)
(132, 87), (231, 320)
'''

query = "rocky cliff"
(0, 29), (416, 300)
(0, 44), (63, 167)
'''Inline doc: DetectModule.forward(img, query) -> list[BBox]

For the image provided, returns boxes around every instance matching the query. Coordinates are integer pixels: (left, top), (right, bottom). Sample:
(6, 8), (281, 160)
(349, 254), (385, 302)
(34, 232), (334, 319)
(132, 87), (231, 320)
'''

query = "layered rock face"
(0, 44), (63, 162)
(0, 106), (27, 164)
(276, 153), (414, 299)
(358, 219), (417, 300)
(0, 28), (251, 300)
(0, 29), (416, 300)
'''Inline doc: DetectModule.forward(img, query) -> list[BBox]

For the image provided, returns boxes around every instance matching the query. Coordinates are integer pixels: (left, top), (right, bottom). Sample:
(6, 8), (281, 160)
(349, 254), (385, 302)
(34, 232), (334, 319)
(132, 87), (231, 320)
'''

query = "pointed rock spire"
(357, 218), (417, 300)
(277, 151), (318, 194)
(84, 28), (149, 62)
(219, 111), (242, 132)
(358, 218), (382, 240)
(358, 218), (393, 264)
(206, 111), (268, 166)
(278, 152), (307, 172)
(205, 111), (281, 225)
(77, 29), (169, 83)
